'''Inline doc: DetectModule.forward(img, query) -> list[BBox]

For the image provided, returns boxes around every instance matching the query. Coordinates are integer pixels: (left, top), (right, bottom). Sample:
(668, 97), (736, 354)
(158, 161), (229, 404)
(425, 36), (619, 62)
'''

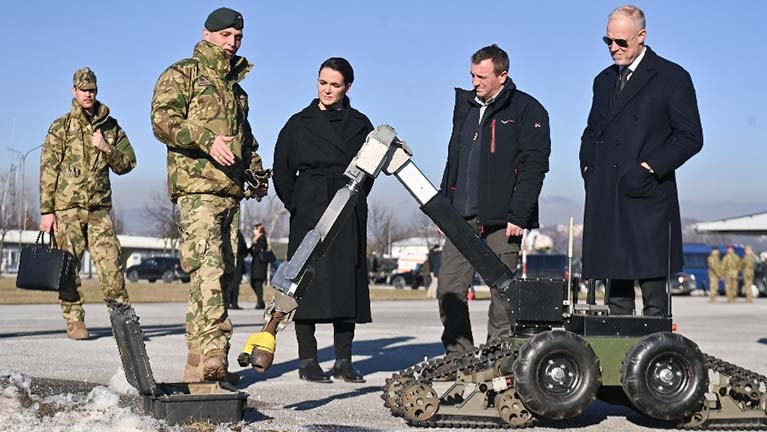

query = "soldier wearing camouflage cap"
(151, 7), (267, 383)
(39, 67), (136, 340)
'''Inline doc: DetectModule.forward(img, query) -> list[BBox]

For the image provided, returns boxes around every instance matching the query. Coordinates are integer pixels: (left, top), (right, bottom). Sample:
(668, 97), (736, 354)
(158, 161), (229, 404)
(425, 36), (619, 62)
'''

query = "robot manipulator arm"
(239, 124), (515, 373)
(238, 125), (403, 371)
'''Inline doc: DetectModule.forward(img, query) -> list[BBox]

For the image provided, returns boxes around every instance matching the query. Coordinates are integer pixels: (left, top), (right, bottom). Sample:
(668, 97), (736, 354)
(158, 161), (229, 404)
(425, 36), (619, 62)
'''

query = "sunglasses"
(602, 36), (630, 48)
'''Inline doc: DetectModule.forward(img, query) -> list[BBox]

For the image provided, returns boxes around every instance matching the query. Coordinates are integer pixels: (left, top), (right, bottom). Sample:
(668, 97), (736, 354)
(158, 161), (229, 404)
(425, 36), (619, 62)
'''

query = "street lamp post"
(8, 145), (43, 245)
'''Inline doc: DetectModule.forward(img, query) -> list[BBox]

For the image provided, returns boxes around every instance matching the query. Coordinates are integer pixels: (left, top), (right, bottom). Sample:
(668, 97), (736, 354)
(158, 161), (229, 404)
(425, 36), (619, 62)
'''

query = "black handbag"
(258, 249), (276, 264)
(16, 231), (79, 301)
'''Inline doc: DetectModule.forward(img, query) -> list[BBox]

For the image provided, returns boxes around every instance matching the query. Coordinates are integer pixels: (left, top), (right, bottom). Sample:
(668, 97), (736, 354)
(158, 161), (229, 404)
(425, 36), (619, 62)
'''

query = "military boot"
(183, 347), (203, 382)
(223, 346), (240, 385)
(66, 321), (89, 340)
(202, 350), (228, 382)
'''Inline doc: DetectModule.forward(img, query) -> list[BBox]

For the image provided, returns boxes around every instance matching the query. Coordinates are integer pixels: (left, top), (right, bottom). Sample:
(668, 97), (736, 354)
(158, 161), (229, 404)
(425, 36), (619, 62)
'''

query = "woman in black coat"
(273, 57), (373, 383)
(248, 223), (269, 310)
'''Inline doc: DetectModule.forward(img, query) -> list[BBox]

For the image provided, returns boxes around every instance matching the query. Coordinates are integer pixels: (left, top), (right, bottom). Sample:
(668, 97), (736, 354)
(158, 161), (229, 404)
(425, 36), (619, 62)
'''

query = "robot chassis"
(240, 125), (767, 429)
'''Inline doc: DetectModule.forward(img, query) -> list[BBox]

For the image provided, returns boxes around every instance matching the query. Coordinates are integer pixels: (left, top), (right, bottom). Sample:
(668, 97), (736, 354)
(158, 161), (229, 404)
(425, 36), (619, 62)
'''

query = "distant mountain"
(538, 196), (583, 227)
(539, 197), (766, 229)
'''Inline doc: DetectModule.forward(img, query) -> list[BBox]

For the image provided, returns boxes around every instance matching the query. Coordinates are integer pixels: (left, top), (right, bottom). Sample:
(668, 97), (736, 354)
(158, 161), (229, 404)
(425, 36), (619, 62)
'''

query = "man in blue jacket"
(438, 44), (551, 356)
(579, 5), (702, 316)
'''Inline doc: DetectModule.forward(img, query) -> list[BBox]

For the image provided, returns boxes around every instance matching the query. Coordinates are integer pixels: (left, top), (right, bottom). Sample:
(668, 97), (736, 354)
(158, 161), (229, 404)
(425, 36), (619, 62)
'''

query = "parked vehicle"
(670, 271), (697, 295)
(126, 257), (189, 283)
(368, 256), (398, 285)
(390, 263), (430, 289)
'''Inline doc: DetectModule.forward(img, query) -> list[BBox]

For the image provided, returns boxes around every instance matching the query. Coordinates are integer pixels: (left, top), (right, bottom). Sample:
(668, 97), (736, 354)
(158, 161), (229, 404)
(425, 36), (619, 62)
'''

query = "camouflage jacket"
(721, 251), (742, 278)
(39, 99), (136, 213)
(706, 253), (722, 277)
(742, 254), (755, 276)
(150, 40), (263, 201)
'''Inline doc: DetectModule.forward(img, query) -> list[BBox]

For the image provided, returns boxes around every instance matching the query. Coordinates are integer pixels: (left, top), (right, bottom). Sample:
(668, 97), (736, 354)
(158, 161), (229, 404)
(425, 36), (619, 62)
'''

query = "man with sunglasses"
(579, 5), (703, 317)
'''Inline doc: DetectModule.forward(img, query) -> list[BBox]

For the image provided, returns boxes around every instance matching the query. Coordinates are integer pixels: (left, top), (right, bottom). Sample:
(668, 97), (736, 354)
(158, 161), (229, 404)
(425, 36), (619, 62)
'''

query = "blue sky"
(1, 1), (765, 230)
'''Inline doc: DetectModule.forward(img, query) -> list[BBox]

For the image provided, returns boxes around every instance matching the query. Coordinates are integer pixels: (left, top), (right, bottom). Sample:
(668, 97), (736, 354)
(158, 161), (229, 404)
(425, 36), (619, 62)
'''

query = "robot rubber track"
(382, 334), (767, 429)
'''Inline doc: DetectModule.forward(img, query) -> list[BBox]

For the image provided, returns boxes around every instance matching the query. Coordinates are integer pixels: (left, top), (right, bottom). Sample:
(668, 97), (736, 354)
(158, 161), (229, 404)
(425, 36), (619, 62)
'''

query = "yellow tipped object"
(251, 331), (276, 354)
(237, 331), (278, 368)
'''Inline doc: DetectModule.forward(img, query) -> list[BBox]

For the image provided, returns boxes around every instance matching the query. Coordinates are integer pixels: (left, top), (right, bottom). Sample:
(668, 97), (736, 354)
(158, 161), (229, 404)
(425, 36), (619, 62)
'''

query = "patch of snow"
(108, 368), (139, 396)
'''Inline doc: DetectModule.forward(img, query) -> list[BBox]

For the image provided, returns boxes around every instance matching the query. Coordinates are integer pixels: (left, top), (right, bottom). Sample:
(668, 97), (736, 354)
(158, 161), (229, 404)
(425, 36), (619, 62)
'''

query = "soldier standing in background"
(706, 248), (722, 302)
(741, 246), (755, 303)
(39, 67), (136, 340)
(225, 230), (247, 310)
(151, 7), (267, 382)
(248, 223), (269, 310)
(721, 246), (741, 303)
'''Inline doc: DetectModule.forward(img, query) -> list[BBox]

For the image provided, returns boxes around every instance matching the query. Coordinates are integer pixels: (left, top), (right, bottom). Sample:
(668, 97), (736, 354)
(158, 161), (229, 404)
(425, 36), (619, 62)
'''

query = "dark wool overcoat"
(579, 47), (703, 279)
(248, 236), (269, 281)
(273, 98), (373, 322)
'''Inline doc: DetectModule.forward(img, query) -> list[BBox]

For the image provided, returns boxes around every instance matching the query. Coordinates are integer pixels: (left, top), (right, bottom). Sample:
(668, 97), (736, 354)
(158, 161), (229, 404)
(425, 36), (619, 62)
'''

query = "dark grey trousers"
(608, 277), (668, 316)
(437, 221), (519, 355)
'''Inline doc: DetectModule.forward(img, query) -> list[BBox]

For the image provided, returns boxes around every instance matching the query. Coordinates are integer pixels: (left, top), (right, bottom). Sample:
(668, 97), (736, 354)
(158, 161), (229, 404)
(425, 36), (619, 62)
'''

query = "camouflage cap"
(205, 7), (244, 32)
(73, 67), (97, 90)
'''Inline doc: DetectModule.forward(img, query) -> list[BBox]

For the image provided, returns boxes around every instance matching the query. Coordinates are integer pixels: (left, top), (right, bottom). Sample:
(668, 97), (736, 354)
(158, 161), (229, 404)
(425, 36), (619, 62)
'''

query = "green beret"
(205, 7), (244, 32)
(73, 67), (97, 90)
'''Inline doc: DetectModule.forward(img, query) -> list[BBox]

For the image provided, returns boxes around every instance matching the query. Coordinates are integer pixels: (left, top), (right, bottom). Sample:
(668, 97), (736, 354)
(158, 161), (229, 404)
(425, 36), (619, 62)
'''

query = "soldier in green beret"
(151, 7), (266, 383)
(39, 67), (136, 340)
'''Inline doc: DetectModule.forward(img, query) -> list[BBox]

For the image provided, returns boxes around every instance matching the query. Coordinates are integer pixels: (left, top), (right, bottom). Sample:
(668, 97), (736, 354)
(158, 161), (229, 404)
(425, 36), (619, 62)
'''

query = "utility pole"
(8, 144), (44, 244)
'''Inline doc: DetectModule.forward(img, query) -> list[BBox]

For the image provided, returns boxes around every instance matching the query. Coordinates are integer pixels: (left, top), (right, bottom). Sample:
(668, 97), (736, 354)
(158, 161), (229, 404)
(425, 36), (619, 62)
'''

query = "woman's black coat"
(249, 236), (269, 281)
(273, 98), (374, 323)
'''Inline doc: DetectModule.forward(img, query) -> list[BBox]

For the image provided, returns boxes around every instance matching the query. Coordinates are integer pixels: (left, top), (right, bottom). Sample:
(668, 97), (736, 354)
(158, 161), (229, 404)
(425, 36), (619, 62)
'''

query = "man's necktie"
(614, 67), (632, 100)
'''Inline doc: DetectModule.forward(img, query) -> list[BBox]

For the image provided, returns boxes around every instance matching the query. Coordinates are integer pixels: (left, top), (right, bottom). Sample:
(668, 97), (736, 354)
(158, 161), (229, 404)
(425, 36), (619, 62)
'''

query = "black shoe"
(255, 302), (266, 310)
(330, 359), (365, 383)
(298, 359), (331, 383)
(229, 304), (242, 310)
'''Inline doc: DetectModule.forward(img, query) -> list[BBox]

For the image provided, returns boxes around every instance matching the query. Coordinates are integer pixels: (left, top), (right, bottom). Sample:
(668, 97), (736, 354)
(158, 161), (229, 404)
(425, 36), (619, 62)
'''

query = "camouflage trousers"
(743, 274), (754, 302)
(56, 207), (129, 323)
(725, 275), (738, 302)
(177, 194), (239, 357)
(708, 271), (719, 300)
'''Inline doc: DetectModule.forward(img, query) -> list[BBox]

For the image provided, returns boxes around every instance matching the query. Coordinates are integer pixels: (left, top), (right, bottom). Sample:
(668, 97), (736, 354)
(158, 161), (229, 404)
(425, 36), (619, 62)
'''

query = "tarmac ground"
(0, 295), (765, 431)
